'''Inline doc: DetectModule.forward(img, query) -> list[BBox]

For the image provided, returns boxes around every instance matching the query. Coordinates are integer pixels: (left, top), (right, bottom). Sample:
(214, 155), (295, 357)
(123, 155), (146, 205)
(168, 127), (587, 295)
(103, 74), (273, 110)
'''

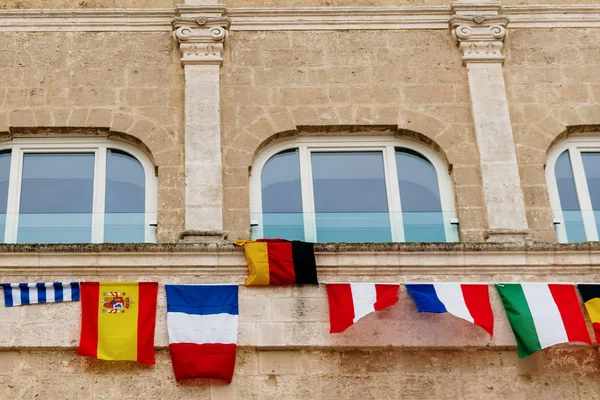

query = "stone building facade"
(2, 0), (600, 398)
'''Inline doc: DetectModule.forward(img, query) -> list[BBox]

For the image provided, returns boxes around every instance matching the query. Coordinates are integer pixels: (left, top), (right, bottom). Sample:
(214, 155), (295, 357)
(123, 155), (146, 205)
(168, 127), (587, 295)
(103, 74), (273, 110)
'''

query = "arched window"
(250, 137), (458, 243)
(0, 137), (157, 244)
(547, 137), (600, 243)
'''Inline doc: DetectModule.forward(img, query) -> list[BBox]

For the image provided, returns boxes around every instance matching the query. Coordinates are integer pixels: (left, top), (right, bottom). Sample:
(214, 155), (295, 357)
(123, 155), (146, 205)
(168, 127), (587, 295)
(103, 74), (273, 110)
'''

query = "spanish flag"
(578, 284), (600, 343)
(234, 239), (318, 285)
(78, 282), (158, 364)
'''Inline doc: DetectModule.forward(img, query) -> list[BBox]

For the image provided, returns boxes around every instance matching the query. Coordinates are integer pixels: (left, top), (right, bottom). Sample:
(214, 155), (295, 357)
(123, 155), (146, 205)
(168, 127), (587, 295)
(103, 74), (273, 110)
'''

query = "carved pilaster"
(172, 10), (230, 65)
(450, 2), (509, 64)
(449, 2), (530, 244)
(173, 4), (229, 243)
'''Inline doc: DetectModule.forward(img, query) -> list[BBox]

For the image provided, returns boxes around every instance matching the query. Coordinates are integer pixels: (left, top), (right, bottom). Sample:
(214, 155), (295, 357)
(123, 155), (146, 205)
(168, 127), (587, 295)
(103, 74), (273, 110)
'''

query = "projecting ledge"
(0, 242), (600, 278)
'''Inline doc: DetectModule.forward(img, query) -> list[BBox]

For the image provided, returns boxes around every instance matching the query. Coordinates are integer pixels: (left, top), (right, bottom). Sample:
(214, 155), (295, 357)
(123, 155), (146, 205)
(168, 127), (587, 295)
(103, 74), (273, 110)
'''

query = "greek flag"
(1, 282), (80, 307)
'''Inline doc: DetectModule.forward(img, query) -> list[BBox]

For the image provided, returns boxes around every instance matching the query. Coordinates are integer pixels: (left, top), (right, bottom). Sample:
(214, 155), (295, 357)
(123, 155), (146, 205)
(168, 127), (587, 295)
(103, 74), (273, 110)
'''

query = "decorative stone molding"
(450, 13), (509, 64)
(1, 6), (600, 32)
(172, 14), (230, 65)
(2, 242), (600, 277)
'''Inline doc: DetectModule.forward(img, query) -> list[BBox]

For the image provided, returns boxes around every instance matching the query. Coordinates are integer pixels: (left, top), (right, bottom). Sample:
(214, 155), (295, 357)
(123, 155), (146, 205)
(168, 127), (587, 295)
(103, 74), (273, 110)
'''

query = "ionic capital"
(450, 2), (509, 64)
(172, 6), (230, 66)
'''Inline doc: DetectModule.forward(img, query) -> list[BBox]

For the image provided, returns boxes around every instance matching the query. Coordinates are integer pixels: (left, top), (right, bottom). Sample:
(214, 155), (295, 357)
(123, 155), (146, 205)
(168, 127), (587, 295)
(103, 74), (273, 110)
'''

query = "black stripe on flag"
(578, 284), (600, 303)
(291, 241), (318, 285)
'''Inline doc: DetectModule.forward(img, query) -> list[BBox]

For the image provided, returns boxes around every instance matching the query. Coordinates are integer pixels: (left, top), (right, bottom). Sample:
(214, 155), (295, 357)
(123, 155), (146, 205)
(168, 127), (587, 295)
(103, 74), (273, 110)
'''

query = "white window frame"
(547, 136), (600, 243)
(0, 136), (157, 244)
(250, 136), (458, 243)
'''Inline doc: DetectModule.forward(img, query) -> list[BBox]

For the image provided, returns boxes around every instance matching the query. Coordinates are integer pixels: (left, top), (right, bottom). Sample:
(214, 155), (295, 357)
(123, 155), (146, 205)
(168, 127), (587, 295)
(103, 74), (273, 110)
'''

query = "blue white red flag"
(166, 284), (238, 382)
(405, 283), (494, 336)
(1, 282), (80, 307)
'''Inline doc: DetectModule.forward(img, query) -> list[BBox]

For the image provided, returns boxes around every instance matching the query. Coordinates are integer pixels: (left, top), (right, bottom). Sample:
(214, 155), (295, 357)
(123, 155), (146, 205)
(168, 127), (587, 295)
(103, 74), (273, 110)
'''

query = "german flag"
(234, 239), (318, 286)
(578, 284), (600, 342)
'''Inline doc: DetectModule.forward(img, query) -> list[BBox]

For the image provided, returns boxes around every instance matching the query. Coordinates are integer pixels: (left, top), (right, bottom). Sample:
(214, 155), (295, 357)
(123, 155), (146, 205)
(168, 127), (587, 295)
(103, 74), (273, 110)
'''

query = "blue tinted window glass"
(555, 150), (585, 242)
(260, 149), (303, 240)
(104, 149), (145, 243)
(396, 148), (445, 242)
(311, 151), (391, 242)
(556, 151), (581, 211)
(0, 151), (11, 242)
(18, 153), (94, 243)
(582, 153), (600, 210)
(581, 152), (600, 240)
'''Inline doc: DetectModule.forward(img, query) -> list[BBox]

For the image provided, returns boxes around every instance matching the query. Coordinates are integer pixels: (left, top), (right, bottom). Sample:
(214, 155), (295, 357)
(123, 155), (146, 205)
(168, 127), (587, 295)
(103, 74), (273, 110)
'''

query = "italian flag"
(496, 283), (591, 358)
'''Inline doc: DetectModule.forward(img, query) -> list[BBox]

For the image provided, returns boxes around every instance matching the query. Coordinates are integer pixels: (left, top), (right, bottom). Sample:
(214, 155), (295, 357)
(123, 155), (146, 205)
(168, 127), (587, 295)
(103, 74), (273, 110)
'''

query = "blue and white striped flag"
(1, 282), (80, 307)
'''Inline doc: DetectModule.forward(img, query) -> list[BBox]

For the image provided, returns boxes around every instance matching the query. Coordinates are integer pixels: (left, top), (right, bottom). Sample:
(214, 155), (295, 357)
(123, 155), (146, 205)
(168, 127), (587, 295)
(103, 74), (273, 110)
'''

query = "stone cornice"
(2, 242), (600, 279)
(1, 6), (600, 32)
(228, 6), (451, 30)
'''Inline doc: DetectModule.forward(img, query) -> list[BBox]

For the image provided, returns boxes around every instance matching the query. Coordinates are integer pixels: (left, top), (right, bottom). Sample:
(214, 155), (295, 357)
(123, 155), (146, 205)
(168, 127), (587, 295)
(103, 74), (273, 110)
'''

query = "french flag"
(326, 283), (400, 333)
(405, 283), (494, 336)
(165, 284), (238, 382)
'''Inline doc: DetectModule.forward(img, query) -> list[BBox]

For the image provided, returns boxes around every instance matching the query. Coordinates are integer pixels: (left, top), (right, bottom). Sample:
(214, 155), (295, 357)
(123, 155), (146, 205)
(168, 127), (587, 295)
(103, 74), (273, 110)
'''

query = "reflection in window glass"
(0, 151), (10, 242)
(18, 153), (94, 243)
(581, 152), (600, 239)
(582, 153), (600, 209)
(556, 150), (585, 242)
(105, 149), (145, 243)
(311, 151), (391, 242)
(261, 149), (304, 240)
(396, 148), (445, 242)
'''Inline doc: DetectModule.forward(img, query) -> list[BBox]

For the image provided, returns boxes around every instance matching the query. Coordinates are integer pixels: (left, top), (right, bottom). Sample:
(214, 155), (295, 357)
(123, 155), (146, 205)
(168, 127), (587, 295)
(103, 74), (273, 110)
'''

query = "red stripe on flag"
(373, 284), (400, 311)
(137, 282), (158, 365)
(169, 343), (237, 382)
(326, 284), (355, 334)
(78, 282), (99, 358)
(461, 284), (494, 337)
(266, 241), (296, 285)
(548, 284), (592, 345)
(592, 322), (600, 345)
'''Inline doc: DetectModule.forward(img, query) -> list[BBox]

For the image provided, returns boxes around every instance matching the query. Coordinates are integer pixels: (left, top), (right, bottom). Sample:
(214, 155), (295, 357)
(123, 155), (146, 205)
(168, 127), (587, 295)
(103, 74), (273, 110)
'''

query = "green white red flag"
(496, 283), (591, 358)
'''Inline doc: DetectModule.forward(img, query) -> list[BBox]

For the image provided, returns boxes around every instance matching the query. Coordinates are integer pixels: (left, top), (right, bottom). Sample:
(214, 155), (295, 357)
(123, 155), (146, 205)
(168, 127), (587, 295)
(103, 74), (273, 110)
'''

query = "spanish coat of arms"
(102, 291), (133, 314)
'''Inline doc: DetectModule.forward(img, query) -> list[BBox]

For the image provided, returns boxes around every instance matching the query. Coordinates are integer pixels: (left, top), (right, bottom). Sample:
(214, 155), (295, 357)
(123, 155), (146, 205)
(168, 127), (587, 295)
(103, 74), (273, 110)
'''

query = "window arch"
(0, 137), (157, 244)
(547, 136), (600, 243)
(250, 136), (458, 243)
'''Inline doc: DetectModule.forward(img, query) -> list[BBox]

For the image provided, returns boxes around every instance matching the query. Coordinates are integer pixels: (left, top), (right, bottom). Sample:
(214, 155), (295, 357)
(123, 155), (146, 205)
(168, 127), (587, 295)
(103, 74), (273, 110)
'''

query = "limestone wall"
(0, 32), (185, 242)
(3, 0), (449, 8)
(226, 0), (449, 7)
(0, 284), (521, 349)
(503, 28), (600, 242)
(2, 0), (179, 7)
(0, 348), (598, 399)
(220, 30), (484, 242)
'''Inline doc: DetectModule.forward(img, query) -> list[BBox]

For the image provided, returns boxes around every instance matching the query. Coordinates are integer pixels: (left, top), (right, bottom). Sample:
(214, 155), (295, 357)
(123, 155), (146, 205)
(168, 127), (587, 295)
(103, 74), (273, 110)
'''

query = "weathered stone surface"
(0, 31), (184, 242)
(3, 0), (178, 7)
(504, 28), (600, 242)
(1, 348), (600, 399)
(221, 30), (480, 240)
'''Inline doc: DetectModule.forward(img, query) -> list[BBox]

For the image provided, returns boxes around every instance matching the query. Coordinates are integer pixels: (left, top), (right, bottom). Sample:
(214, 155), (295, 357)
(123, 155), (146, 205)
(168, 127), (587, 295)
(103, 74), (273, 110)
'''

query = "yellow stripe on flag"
(240, 241), (270, 285)
(97, 282), (139, 361)
(584, 297), (600, 325)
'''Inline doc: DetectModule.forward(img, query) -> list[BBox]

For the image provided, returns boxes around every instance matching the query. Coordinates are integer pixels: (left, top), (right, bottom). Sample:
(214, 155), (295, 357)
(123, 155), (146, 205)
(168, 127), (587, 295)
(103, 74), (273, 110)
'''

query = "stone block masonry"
(504, 27), (600, 243)
(221, 29), (486, 241)
(0, 348), (599, 399)
(0, 31), (185, 242)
